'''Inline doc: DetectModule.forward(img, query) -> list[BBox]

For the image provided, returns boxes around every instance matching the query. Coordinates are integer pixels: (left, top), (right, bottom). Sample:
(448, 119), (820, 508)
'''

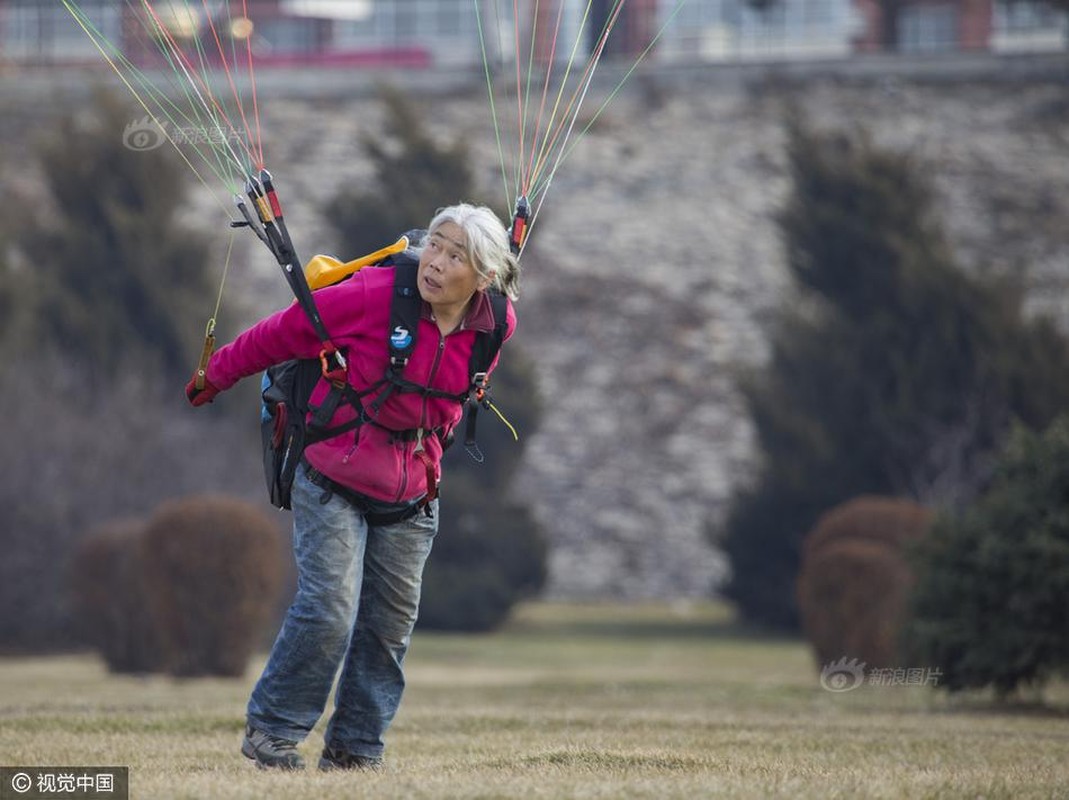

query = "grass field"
(1, 602), (1067, 799)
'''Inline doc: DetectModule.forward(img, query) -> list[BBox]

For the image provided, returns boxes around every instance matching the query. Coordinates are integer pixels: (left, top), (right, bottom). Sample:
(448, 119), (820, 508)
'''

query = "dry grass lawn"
(1, 602), (1067, 799)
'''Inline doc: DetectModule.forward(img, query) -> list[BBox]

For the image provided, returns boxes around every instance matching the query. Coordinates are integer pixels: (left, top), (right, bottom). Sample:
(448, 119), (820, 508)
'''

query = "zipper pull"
(342, 441), (357, 464)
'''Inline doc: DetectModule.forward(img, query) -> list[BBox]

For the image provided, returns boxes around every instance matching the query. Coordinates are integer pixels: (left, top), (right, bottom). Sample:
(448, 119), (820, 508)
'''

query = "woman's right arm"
(207, 299), (333, 391)
(190, 274), (369, 402)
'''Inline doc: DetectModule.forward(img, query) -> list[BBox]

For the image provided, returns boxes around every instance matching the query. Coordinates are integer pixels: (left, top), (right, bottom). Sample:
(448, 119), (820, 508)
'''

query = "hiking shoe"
(241, 725), (305, 770)
(318, 745), (384, 772)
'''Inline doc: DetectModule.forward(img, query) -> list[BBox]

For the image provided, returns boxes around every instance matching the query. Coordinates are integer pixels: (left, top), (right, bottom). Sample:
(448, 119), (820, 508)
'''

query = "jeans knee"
(293, 589), (354, 640)
(370, 608), (418, 656)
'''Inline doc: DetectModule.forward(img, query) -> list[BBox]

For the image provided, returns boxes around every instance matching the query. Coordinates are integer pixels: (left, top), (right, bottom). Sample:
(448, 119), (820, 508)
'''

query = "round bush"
(69, 518), (166, 673)
(797, 496), (932, 668)
(137, 494), (288, 677)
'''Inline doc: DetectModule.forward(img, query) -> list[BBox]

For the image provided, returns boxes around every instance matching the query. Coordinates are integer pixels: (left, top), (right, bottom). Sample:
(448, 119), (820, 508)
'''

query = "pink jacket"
(207, 266), (516, 503)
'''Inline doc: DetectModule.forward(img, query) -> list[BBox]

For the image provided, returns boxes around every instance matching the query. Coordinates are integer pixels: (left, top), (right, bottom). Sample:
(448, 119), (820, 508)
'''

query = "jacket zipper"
(421, 334), (447, 430)
(393, 333), (446, 502)
(341, 427), (359, 464)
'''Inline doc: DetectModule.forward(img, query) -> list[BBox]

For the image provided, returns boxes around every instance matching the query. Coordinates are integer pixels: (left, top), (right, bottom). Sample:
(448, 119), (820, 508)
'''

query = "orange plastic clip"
(320, 346), (347, 386)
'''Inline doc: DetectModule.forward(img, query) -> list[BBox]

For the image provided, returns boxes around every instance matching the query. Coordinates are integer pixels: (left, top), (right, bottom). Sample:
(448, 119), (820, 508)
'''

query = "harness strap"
(460, 292), (508, 461)
(307, 263), (509, 474)
(308, 381), (350, 431)
(368, 367), (470, 416)
(308, 376), (387, 432)
(307, 377), (441, 446)
(304, 463), (424, 525)
(367, 372), (400, 415)
(304, 413), (364, 446)
(414, 447), (438, 503)
(306, 402), (431, 446)
(463, 397), (485, 463)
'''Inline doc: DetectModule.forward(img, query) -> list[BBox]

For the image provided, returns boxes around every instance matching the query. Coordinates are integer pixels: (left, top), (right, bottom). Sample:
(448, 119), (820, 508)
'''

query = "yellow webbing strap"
(194, 328), (216, 391)
(304, 236), (410, 290)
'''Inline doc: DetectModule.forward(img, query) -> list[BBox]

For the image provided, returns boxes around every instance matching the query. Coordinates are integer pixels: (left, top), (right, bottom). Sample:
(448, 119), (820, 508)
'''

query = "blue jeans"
(247, 463), (437, 759)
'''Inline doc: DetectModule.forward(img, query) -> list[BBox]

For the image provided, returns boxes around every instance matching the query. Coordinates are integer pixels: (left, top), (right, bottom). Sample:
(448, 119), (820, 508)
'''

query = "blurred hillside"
(3, 60), (1069, 600)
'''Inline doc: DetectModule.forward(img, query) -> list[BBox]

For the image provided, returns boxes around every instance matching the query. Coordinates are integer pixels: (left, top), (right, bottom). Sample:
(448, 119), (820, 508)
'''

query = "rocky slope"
(258, 77), (792, 599)
(5, 61), (1069, 599)
(268, 71), (1069, 600)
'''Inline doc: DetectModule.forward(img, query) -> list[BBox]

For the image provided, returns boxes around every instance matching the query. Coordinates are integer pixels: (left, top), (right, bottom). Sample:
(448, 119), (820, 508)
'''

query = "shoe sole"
(318, 755), (383, 772)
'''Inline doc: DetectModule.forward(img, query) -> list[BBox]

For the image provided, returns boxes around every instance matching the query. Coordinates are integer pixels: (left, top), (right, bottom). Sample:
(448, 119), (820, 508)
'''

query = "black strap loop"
(304, 463), (425, 525)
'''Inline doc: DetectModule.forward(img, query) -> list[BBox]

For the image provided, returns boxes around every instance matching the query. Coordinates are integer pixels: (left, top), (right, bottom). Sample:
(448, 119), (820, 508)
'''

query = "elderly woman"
(187, 203), (519, 771)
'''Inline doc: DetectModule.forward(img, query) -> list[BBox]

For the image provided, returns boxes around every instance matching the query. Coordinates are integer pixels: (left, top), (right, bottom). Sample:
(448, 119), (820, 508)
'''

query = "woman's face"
(417, 221), (487, 317)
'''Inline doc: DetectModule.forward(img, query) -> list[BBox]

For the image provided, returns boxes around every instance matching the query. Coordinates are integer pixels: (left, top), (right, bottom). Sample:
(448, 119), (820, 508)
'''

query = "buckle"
(320, 347), (347, 385)
(471, 372), (489, 404)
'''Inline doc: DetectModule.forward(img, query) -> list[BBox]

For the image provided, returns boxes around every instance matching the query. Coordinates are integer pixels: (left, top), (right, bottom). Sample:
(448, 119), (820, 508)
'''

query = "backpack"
(260, 239), (508, 511)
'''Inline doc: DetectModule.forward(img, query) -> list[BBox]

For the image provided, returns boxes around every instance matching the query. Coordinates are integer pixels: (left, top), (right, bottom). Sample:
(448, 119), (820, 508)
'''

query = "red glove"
(185, 373), (221, 407)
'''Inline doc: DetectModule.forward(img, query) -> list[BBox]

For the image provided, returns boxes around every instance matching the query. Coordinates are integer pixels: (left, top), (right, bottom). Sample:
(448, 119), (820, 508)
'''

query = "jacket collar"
(421, 290), (496, 334)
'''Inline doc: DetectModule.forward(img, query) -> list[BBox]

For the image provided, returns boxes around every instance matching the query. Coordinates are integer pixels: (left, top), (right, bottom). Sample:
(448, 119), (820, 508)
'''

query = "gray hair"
(425, 203), (521, 300)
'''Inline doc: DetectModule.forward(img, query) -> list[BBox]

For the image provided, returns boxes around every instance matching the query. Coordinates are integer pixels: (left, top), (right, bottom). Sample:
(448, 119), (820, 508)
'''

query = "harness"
(261, 256), (508, 512)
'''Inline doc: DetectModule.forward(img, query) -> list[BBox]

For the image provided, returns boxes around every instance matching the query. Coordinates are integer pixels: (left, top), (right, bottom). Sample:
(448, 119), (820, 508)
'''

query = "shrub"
(718, 115), (1069, 631)
(803, 495), (932, 558)
(419, 487), (547, 631)
(69, 495), (289, 677)
(68, 518), (167, 673)
(0, 352), (264, 652)
(417, 346), (548, 631)
(904, 417), (1069, 697)
(0, 91), (263, 652)
(797, 496), (932, 669)
(138, 494), (289, 677)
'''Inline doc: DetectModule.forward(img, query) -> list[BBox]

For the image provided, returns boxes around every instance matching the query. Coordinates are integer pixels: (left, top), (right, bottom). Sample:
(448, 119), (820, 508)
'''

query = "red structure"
(959, 0), (995, 50)
(853, 0), (995, 52)
(612, 0), (658, 58)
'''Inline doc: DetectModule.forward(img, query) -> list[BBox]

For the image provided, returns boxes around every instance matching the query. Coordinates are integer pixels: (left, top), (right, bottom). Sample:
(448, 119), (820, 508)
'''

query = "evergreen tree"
(904, 417), (1069, 697)
(716, 117), (1069, 630)
(425, 345), (548, 630)
(0, 162), (35, 359)
(21, 88), (214, 381)
(325, 85), (481, 257)
(0, 202), (13, 350)
(0, 92), (261, 651)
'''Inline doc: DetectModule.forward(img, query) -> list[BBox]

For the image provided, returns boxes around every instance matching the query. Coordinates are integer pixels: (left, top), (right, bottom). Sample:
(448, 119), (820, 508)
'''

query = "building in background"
(658, 0), (1067, 61)
(0, 1), (1065, 69)
(658, 0), (862, 60)
(852, 0), (1067, 53)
